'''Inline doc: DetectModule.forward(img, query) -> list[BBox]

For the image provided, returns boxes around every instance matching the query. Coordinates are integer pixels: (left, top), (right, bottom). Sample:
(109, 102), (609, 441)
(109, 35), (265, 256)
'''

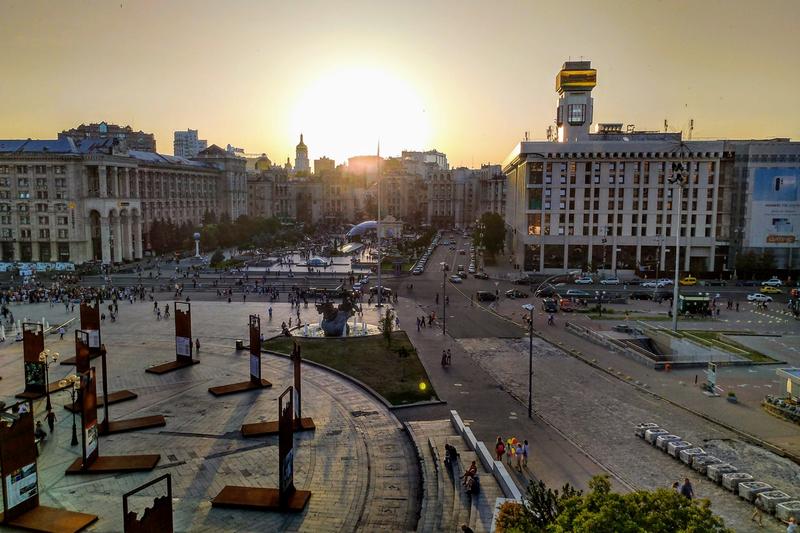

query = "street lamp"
(38, 349), (59, 412)
(58, 374), (81, 446)
(440, 262), (449, 336)
(595, 290), (606, 317)
(522, 303), (535, 419)
(668, 154), (690, 332)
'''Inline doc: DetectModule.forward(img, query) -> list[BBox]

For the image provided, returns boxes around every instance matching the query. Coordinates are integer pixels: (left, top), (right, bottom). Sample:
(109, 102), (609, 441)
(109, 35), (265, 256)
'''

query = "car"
(512, 275), (535, 285)
(473, 272), (489, 280)
(574, 277), (594, 285)
(762, 278), (783, 287)
(599, 277), (620, 285)
(458, 249), (466, 255)
(542, 298), (558, 313)
(505, 289), (529, 299)
(642, 280), (668, 288)
(559, 298), (574, 312)
(449, 275), (462, 284)
(565, 289), (591, 298)
(760, 286), (782, 294)
(535, 286), (558, 298)
(369, 286), (392, 297)
(412, 268), (422, 275)
(468, 266), (476, 274)
(703, 279), (728, 287)
(625, 277), (642, 286)
(476, 291), (496, 302)
(658, 278), (674, 286)
(629, 291), (653, 301)
(747, 293), (773, 302)
(679, 276), (697, 286)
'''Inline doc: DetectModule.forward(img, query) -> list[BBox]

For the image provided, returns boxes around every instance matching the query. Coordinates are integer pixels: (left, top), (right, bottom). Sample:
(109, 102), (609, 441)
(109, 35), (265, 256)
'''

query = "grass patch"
(264, 331), (438, 405)
(684, 330), (776, 363)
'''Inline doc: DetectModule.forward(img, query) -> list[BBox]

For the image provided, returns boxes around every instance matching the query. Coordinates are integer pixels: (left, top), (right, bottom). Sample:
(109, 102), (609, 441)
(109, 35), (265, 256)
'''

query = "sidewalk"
(394, 296), (625, 493)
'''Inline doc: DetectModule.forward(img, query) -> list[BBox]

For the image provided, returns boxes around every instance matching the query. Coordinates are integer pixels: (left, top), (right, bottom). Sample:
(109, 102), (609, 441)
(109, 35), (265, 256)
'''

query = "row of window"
(0, 203), (68, 212)
(0, 177), (68, 188)
(0, 228), (69, 239)
(0, 214), (68, 225)
(0, 165), (67, 175)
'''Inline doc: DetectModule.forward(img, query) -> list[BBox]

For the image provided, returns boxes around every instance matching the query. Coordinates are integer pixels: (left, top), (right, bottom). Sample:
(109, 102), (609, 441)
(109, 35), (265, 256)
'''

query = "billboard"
(750, 167), (800, 247)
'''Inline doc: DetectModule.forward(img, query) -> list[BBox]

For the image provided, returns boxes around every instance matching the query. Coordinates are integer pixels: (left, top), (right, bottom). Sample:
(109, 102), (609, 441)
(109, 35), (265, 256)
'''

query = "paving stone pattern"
(0, 301), (419, 532)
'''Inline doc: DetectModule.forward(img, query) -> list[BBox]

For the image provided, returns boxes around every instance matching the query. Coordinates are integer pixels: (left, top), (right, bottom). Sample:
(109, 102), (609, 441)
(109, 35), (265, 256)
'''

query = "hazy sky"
(1, 0), (798, 167)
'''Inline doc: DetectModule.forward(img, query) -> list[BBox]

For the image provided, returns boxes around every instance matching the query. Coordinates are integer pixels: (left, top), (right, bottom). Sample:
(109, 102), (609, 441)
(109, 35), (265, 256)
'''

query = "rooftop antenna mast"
(688, 119), (694, 140)
(664, 119), (668, 133)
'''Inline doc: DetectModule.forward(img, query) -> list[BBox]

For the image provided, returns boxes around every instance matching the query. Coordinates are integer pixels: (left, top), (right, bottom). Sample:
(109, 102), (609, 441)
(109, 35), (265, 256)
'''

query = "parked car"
(512, 275), (535, 285)
(760, 286), (782, 294)
(535, 286), (558, 298)
(679, 276), (697, 286)
(476, 291), (496, 302)
(658, 278), (674, 286)
(762, 277), (783, 287)
(505, 289), (529, 299)
(449, 275), (463, 284)
(574, 276), (594, 285)
(542, 298), (558, 313)
(473, 272), (489, 280)
(369, 286), (392, 297)
(625, 277), (643, 286)
(412, 268), (423, 275)
(747, 293), (773, 302)
(629, 291), (653, 301)
(559, 298), (574, 312)
(565, 289), (591, 298)
(599, 277), (620, 285)
(642, 280), (668, 288)
(703, 279), (728, 287)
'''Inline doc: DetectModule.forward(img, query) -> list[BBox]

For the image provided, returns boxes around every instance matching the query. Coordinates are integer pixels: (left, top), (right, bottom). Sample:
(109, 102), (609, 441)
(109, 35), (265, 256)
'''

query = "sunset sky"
(1, 0), (798, 167)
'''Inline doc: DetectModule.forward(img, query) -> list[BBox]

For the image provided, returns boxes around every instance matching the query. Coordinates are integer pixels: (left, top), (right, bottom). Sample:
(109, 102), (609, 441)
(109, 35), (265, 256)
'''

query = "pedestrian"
(195, 338), (200, 354)
(735, 301), (739, 312)
(495, 436), (505, 461)
(34, 421), (47, 442)
(522, 439), (529, 467)
(46, 409), (56, 432)
(435, 293), (439, 305)
(787, 517), (797, 533)
(506, 437), (515, 465)
(751, 505), (764, 527)
(441, 349), (448, 367)
(268, 306), (273, 319)
(416, 317), (421, 331)
(58, 326), (65, 340)
(515, 442), (523, 471)
(446, 349), (452, 365)
(672, 481), (680, 493)
(679, 477), (693, 499)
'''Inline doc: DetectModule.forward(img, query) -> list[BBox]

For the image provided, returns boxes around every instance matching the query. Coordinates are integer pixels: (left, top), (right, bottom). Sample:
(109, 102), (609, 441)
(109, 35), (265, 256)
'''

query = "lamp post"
(59, 373), (81, 446)
(669, 156), (690, 332)
(38, 349), (59, 412)
(595, 290), (606, 317)
(522, 303), (535, 418)
(376, 144), (383, 309)
(440, 262), (449, 336)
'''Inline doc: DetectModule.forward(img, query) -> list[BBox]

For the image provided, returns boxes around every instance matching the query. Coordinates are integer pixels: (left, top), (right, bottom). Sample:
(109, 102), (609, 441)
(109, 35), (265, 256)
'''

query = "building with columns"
(0, 137), (246, 265)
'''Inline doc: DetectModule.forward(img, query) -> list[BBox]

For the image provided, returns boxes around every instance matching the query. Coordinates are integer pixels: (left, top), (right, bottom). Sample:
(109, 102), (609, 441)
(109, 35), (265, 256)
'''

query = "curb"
(262, 349), (445, 412)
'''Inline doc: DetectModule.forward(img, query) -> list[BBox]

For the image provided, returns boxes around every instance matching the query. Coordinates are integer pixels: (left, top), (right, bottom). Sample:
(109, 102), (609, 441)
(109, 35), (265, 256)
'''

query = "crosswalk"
(719, 306), (798, 326)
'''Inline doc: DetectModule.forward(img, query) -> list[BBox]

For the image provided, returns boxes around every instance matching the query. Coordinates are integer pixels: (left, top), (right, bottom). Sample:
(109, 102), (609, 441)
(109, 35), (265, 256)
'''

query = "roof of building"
(0, 138), (78, 154)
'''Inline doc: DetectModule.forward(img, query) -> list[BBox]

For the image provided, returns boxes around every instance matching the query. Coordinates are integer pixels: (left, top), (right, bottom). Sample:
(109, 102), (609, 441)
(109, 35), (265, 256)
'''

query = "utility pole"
(376, 142), (382, 308)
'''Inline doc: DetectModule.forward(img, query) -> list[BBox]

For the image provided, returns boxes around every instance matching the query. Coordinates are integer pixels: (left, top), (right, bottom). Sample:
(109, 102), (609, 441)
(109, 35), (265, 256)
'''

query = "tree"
(475, 212), (506, 257)
(381, 308), (393, 346)
(210, 249), (225, 267)
(497, 475), (732, 533)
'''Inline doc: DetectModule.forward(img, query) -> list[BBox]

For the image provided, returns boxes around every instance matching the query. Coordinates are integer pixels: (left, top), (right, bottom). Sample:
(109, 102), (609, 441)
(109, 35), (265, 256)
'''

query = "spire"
(300, 133), (304, 144)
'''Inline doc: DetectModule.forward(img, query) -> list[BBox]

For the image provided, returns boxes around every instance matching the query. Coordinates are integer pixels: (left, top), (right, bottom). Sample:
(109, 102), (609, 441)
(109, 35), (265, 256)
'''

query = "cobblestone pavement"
(456, 335), (797, 533)
(0, 301), (419, 532)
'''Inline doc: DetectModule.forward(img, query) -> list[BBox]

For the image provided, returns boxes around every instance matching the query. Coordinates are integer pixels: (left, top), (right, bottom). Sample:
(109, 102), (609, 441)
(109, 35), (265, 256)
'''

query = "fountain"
(296, 293), (380, 338)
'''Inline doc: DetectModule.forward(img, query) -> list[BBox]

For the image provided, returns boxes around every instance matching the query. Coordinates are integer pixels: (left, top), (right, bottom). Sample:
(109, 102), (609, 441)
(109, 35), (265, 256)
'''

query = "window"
(0, 177), (8, 187)
(54, 165), (66, 175)
(1, 228), (11, 238)
(0, 215), (10, 224)
(36, 191), (48, 200)
(55, 203), (67, 212)
(18, 191), (30, 199)
(567, 104), (586, 125)
(58, 229), (69, 239)
(55, 178), (66, 188)
(39, 229), (50, 239)
(16, 166), (28, 174)
(20, 228), (31, 239)
(35, 178), (47, 188)
(17, 178), (29, 188)
(18, 203), (29, 212)
(559, 188), (566, 197)
(36, 203), (47, 212)
(38, 216), (49, 225)
(57, 216), (68, 225)
(34, 165), (47, 175)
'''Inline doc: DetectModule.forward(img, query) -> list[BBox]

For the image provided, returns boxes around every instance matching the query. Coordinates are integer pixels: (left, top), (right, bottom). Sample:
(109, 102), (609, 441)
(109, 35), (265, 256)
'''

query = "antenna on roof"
(689, 119), (694, 140)
(664, 119), (668, 133)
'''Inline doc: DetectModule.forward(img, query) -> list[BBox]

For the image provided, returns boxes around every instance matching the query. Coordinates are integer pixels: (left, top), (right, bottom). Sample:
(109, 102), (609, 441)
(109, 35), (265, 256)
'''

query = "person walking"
(446, 349), (452, 365)
(751, 505), (764, 528)
(45, 409), (56, 432)
(522, 439), (529, 468)
(195, 338), (200, 354)
(495, 437), (505, 461)
(679, 477), (694, 499)
(515, 442), (523, 472)
(58, 326), (65, 340)
(787, 517), (797, 533)
(506, 437), (515, 466)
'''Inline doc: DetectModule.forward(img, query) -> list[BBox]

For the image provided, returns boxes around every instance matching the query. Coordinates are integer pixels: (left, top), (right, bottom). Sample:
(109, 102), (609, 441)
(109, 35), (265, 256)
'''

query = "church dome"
(254, 153), (272, 171)
(296, 134), (307, 153)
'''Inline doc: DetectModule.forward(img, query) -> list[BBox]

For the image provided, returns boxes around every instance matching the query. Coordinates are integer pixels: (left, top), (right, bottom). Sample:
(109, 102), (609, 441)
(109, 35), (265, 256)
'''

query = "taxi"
(760, 285), (782, 294)
(679, 275), (697, 286)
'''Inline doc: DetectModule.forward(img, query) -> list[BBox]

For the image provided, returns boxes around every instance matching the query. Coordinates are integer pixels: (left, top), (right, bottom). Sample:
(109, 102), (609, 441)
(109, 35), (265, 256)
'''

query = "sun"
(290, 66), (431, 162)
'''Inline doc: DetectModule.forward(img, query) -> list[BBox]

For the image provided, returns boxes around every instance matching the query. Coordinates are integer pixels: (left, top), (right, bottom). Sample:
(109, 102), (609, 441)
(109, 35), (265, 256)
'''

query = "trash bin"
(235, 339), (243, 351)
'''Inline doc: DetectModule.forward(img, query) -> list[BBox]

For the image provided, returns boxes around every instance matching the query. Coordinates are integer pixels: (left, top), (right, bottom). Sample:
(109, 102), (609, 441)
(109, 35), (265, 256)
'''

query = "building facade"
(173, 129), (208, 158)
(0, 137), (246, 264)
(59, 122), (156, 152)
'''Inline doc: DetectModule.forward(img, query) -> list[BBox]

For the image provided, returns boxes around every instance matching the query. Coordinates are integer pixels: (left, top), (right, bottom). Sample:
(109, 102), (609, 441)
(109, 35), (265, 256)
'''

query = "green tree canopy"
(475, 212), (506, 256)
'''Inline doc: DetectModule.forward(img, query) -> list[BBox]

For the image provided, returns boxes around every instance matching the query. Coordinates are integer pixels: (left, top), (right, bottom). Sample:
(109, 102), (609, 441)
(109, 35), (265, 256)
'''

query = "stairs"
(406, 420), (510, 532)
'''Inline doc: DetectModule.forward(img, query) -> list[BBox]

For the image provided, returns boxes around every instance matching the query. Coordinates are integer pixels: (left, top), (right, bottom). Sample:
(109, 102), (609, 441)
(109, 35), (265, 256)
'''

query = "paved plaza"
(0, 300), (419, 532)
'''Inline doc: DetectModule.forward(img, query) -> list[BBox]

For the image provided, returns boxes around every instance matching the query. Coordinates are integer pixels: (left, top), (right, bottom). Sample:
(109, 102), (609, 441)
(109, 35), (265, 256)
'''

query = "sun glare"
(290, 67), (431, 161)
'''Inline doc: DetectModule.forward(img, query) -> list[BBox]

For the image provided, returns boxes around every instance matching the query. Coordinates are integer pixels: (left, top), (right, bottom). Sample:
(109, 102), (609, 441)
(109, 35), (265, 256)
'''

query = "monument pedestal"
(0, 506), (98, 533)
(209, 379), (271, 397)
(65, 454), (160, 475)
(241, 417), (315, 438)
(145, 358), (199, 375)
(99, 415), (166, 435)
(64, 390), (137, 413)
(211, 486), (311, 512)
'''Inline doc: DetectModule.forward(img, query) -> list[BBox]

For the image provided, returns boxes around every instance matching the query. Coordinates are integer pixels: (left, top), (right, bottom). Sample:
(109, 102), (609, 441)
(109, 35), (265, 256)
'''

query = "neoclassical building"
(0, 137), (246, 264)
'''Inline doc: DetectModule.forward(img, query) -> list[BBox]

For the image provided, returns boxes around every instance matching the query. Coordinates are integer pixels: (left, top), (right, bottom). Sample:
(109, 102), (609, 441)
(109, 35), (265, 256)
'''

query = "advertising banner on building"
(249, 315), (261, 383)
(749, 167), (800, 247)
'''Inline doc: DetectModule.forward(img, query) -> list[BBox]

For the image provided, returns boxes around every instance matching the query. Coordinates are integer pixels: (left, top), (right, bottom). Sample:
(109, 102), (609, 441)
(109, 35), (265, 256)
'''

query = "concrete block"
(667, 440), (692, 458)
(756, 491), (792, 514)
(678, 447), (706, 466)
(645, 428), (669, 445)
(722, 472), (753, 494)
(450, 410), (466, 438)
(492, 461), (522, 500)
(776, 501), (800, 522)
(463, 426), (478, 451)
(634, 422), (659, 438)
(738, 481), (772, 503)
(655, 434), (682, 451)
(691, 455), (722, 475)
(475, 441), (493, 472)
(707, 463), (737, 484)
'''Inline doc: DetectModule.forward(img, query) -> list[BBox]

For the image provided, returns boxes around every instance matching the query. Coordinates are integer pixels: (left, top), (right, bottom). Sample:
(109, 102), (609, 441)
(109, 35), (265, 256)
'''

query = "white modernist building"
(173, 129), (208, 158)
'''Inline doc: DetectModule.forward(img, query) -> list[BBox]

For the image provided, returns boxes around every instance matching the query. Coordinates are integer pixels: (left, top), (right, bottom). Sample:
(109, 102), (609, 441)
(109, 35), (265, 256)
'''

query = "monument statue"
(315, 294), (361, 336)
